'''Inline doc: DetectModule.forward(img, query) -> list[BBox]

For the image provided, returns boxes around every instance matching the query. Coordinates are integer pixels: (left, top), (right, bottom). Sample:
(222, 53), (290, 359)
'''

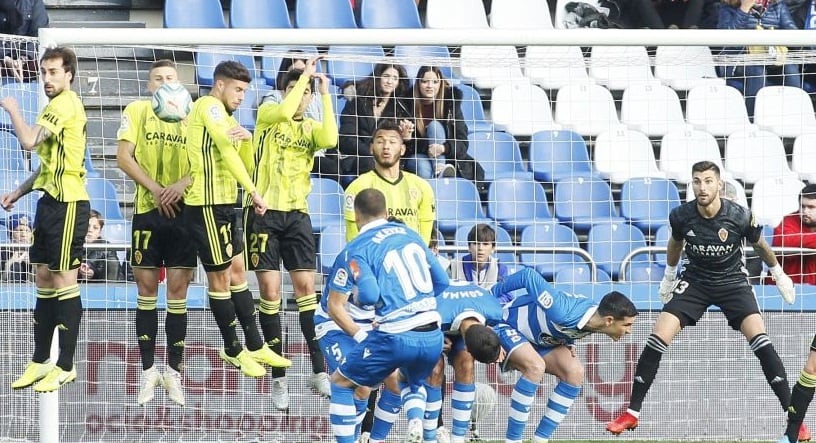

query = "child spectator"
(450, 224), (511, 302)
(2, 213), (32, 282)
(79, 209), (121, 282)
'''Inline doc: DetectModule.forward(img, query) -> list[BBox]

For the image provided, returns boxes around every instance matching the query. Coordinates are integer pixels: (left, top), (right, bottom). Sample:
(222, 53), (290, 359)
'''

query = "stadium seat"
(0, 82), (38, 128)
(332, 93), (347, 127)
(467, 131), (533, 181)
(753, 86), (816, 139)
(490, 80), (558, 137)
(553, 175), (625, 232)
(455, 84), (494, 133)
(528, 129), (599, 182)
(750, 175), (805, 228)
(318, 225), (346, 275)
(653, 223), (670, 265)
(620, 177), (681, 233)
(426, 0), (489, 28)
(260, 45), (320, 88)
(230, 0), (291, 28)
(519, 221), (583, 279)
(487, 178), (554, 233)
(326, 45), (384, 87)
(725, 126), (798, 185)
(593, 125), (666, 184)
(625, 262), (665, 283)
(792, 132), (816, 183)
(621, 83), (688, 137)
(102, 219), (131, 263)
(427, 177), (490, 234)
(296, 0), (357, 28)
(0, 171), (37, 214)
(359, 0), (422, 28)
(587, 221), (649, 279)
(195, 47), (256, 87)
(554, 265), (612, 284)
(393, 45), (455, 85)
(589, 46), (655, 91)
(234, 85), (258, 130)
(307, 177), (345, 233)
(554, 82), (620, 136)
(164, 0), (226, 28)
(490, 0), (553, 29)
(524, 46), (589, 91)
(654, 46), (724, 91)
(686, 83), (751, 137)
(459, 46), (524, 89)
(453, 223), (516, 265)
(86, 177), (124, 221)
(0, 131), (26, 171)
(658, 125), (725, 183)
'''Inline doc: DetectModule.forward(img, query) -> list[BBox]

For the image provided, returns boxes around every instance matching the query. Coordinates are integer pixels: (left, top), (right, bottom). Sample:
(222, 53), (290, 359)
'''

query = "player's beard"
(377, 156), (401, 169)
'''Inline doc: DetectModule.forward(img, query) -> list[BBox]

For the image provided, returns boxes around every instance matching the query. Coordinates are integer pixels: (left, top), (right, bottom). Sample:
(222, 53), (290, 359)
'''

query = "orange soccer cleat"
(800, 423), (811, 442)
(606, 411), (639, 435)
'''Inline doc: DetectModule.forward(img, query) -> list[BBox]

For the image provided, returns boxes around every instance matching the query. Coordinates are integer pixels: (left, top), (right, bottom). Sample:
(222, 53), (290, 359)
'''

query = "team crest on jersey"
(303, 121), (312, 133)
(333, 268), (348, 286)
(208, 104), (223, 121)
(226, 243), (233, 257)
(349, 259), (361, 280)
(134, 250), (143, 265)
(409, 188), (419, 201)
(537, 290), (554, 308)
(251, 252), (259, 268)
(718, 228), (728, 242)
(345, 194), (355, 210)
(119, 114), (130, 131)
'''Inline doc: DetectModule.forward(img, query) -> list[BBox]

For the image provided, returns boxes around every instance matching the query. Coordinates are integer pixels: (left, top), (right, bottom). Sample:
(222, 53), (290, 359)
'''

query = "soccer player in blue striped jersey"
(495, 268), (637, 443)
(327, 188), (448, 443)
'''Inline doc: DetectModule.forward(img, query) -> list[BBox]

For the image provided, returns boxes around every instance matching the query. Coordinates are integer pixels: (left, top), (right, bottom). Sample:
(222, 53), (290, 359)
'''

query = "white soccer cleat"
(358, 431), (371, 443)
(405, 418), (423, 443)
(137, 366), (163, 405)
(163, 367), (185, 406)
(271, 376), (289, 411)
(436, 426), (451, 443)
(309, 372), (331, 398)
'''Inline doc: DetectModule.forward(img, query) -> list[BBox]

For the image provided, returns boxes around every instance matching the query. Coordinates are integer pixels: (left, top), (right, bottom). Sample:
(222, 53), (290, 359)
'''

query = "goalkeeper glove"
(770, 264), (795, 305)
(659, 265), (678, 304)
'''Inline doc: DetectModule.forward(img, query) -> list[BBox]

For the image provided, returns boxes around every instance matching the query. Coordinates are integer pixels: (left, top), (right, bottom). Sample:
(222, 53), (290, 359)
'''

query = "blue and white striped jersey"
(437, 280), (504, 335)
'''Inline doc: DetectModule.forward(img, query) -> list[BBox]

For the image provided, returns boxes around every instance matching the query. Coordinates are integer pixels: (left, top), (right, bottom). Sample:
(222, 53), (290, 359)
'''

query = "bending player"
(778, 333), (816, 443)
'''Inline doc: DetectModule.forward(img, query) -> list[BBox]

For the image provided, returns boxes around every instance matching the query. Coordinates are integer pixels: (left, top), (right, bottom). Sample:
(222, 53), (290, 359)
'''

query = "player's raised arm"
(311, 72), (339, 149)
(0, 97), (53, 151)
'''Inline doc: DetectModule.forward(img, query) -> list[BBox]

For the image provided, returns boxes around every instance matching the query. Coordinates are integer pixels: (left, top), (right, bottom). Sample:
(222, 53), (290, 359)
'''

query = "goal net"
(1, 27), (815, 442)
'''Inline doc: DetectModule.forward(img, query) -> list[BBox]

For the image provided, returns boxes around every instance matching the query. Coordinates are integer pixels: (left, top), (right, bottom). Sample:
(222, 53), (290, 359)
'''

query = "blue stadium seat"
(234, 85), (258, 130)
(195, 47), (256, 87)
(0, 171), (38, 214)
(393, 45), (455, 85)
(528, 130), (599, 182)
(86, 177), (124, 221)
(85, 146), (101, 178)
(164, 0), (226, 28)
(0, 82), (39, 129)
(0, 131), (26, 171)
(554, 265), (612, 284)
(453, 223), (516, 265)
(260, 45), (320, 88)
(318, 225), (346, 275)
(620, 177), (681, 233)
(519, 221), (583, 279)
(332, 93), (347, 128)
(230, 0), (292, 28)
(326, 45), (384, 87)
(296, 0), (357, 28)
(467, 131), (533, 181)
(587, 221), (648, 279)
(654, 223), (671, 265)
(307, 177), (344, 233)
(455, 84), (494, 133)
(487, 178), (553, 233)
(359, 0), (422, 28)
(427, 177), (490, 234)
(626, 262), (665, 283)
(553, 175), (625, 233)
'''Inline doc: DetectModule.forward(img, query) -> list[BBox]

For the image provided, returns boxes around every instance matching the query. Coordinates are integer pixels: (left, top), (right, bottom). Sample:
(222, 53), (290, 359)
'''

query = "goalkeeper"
(607, 161), (808, 441)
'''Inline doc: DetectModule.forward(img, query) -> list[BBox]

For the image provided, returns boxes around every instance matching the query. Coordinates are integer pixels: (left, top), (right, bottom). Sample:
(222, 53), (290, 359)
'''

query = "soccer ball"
(471, 382), (497, 421)
(151, 82), (192, 123)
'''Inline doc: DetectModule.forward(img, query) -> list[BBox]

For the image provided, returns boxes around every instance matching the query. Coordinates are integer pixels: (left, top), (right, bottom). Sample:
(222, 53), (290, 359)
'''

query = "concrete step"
(77, 69), (146, 97)
(47, 8), (128, 22)
(51, 20), (146, 28)
(45, 0), (164, 9)
(87, 112), (130, 147)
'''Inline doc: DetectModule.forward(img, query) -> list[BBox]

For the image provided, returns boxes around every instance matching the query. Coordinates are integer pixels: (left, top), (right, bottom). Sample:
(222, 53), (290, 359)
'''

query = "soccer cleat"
(271, 376), (290, 411)
(405, 418), (423, 443)
(800, 423), (812, 442)
(219, 349), (267, 378)
(436, 426), (451, 443)
(358, 431), (370, 443)
(33, 366), (77, 392)
(137, 366), (163, 405)
(248, 343), (292, 368)
(606, 411), (638, 435)
(778, 436), (792, 443)
(11, 361), (54, 389)
(163, 367), (185, 406)
(309, 372), (331, 398)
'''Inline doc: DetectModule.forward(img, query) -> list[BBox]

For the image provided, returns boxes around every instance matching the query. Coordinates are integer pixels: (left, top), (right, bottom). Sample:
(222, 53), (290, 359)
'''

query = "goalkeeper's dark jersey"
(669, 198), (762, 287)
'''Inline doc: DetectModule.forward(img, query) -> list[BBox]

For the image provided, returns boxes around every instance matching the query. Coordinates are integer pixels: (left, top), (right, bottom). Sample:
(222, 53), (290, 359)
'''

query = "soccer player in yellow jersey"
(116, 59), (196, 406)
(344, 119), (436, 244)
(0, 47), (89, 392)
(184, 60), (289, 379)
(245, 56), (338, 409)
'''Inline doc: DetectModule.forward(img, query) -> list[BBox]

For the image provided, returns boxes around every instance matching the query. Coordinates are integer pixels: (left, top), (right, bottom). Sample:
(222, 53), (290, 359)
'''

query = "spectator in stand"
(79, 209), (121, 282)
(0, 0), (48, 83)
(624, 0), (704, 28)
(339, 62), (414, 180)
(718, 0), (803, 117)
(450, 224), (512, 302)
(1, 213), (32, 282)
(773, 184), (816, 285)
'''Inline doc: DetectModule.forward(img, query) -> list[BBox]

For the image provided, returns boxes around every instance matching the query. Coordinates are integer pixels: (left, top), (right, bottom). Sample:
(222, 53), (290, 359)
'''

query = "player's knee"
(428, 358), (445, 386)
(804, 349), (816, 375)
(564, 361), (585, 385)
(354, 385), (371, 400)
(523, 358), (546, 382)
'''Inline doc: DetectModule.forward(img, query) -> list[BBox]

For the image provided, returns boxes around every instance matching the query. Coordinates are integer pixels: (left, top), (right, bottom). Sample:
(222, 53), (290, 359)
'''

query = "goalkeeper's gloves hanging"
(658, 265), (678, 304)
(770, 264), (795, 305)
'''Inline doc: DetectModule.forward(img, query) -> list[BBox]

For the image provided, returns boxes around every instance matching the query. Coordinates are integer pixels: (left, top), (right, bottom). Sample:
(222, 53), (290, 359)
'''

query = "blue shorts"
(494, 323), (556, 371)
(319, 330), (359, 374)
(339, 328), (444, 388)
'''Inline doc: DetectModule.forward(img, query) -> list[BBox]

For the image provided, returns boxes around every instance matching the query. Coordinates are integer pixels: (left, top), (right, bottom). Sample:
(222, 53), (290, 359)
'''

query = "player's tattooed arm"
(1, 167), (40, 211)
(32, 126), (52, 147)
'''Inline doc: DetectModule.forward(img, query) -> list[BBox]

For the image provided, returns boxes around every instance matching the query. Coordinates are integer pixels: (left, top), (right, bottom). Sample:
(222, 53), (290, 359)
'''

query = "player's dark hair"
(372, 119), (404, 142)
(464, 324), (502, 364)
(41, 46), (77, 83)
(597, 291), (638, 320)
(691, 160), (720, 178)
(801, 184), (816, 200)
(89, 209), (105, 229)
(354, 188), (388, 218)
(281, 68), (315, 94)
(276, 50), (307, 87)
(150, 59), (176, 72)
(468, 224), (496, 245)
(213, 60), (251, 83)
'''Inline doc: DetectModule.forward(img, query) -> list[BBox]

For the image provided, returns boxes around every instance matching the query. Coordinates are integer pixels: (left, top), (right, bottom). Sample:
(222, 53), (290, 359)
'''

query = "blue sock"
(535, 381), (581, 440)
(506, 376), (539, 442)
(330, 384), (357, 443)
(451, 382), (475, 440)
(371, 389), (402, 441)
(423, 383), (443, 442)
(402, 383), (427, 422)
(354, 396), (368, 439)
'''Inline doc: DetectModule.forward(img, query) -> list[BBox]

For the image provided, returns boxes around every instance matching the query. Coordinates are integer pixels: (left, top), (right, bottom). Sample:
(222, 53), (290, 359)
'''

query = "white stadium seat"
(753, 86), (816, 139)
(654, 46), (724, 91)
(686, 83), (751, 137)
(524, 46), (589, 91)
(554, 82), (620, 136)
(589, 46), (655, 91)
(751, 175), (806, 228)
(594, 125), (667, 184)
(491, 80), (559, 136)
(459, 45), (524, 89)
(659, 125), (726, 183)
(621, 82), (688, 137)
(725, 126), (798, 185)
